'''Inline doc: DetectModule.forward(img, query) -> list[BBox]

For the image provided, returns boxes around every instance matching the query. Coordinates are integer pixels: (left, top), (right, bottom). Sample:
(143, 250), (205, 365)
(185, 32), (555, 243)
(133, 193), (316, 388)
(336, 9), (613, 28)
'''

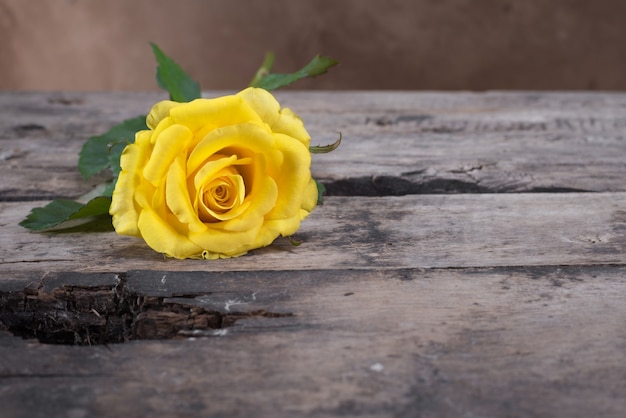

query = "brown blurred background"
(1, 0), (626, 91)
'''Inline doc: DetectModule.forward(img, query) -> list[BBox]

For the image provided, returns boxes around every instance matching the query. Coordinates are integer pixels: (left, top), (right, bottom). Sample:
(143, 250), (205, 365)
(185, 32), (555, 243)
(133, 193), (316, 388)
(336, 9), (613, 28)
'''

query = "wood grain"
(1, 266), (625, 417)
(2, 192), (626, 275)
(2, 92), (626, 418)
(3, 91), (626, 200)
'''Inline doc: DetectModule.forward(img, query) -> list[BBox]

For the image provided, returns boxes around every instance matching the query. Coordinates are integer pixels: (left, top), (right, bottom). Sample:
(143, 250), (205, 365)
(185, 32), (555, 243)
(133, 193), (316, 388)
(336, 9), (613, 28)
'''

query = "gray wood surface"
(2, 91), (626, 418)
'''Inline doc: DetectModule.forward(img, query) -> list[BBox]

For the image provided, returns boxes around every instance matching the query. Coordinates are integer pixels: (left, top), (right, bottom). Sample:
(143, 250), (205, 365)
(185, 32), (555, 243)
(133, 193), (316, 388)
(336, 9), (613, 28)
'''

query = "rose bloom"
(110, 87), (317, 259)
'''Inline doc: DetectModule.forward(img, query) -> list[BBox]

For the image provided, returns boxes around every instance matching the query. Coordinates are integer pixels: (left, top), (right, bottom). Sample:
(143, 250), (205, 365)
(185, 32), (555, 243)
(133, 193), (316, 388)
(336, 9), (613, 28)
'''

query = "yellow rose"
(109, 87), (318, 259)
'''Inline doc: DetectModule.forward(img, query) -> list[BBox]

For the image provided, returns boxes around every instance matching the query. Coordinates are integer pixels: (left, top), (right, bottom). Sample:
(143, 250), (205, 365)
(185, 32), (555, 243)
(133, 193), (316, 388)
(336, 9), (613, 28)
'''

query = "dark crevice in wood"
(0, 191), (70, 202)
(0, 179), (594, 203)
(527, 186), (590, 193)
(321, 176), (591, 196)
(0, 275), (292, 345)
(322, 176), (485, 196)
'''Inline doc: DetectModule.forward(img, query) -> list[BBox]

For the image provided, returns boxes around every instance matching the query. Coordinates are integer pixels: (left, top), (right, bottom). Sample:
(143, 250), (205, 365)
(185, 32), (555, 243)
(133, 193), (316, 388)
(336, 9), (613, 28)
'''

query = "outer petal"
(138, 207), (204, 259)
(169, 96), (264, 134)
(146, 100), (182, 130)
(254, 215), (302, 251)
(143, 124), (193, 185)
(301, 178), (318, 216)
(237, 87), (311, 147)
(110, 130), (152, 236)
(188, 219), (264, 256)
(265, 133), (312, 220)
(110, 170), (140, 236)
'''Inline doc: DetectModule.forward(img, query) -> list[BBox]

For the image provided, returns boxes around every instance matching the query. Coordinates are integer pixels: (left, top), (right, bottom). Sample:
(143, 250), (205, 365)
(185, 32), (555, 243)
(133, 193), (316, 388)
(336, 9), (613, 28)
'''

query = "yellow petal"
(188, 220), (264, 256)
(199, 174), (248, 222)
(237, 87), (311, 147)
(169, 96), (263, 134)
(138, 207), (204, 259)
(110, 130), (152, 237)
(259, 215), (302, 241)
(146, 100), (181, 130)
(193, 154), (239, 191)
(187, 159), (277, 254)
(222, 179), (277, 232)
(143, 124), (193, 186)
(218, 154), (278, 232)
(301, 178), (318, 215)
(187, 123), (276, 174)
(265, 133), (312, 220)
(165, 155), (206, 233)
(110, 170), (141, 236)
(133, 180), (156, 210)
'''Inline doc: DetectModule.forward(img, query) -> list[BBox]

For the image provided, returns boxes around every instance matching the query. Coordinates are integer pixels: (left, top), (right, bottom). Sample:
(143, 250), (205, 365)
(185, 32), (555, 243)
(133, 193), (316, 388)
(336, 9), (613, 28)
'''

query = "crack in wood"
(367, 113), (626, 134)
(0, 275), (292, 345)
(321, 174), (592, 196)
(323, 175), (488, 196)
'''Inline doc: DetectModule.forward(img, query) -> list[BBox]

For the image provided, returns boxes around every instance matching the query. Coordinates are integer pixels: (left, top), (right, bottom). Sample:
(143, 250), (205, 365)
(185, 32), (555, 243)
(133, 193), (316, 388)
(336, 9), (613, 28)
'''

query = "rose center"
(191, 153), (253, 223)
(204, 176), (240, 212)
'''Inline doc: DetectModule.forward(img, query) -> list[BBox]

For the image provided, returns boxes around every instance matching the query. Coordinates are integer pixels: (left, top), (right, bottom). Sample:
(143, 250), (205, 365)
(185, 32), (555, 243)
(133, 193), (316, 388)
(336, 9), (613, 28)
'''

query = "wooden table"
(1, 91), (625, 417)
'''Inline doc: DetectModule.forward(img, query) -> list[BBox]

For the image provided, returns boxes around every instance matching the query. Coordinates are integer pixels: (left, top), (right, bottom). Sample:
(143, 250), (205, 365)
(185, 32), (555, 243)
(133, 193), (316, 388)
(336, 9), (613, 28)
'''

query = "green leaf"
(78, 181), (116, 202)
(249, 54), (339, 90)
(101, 181), (116, 197)
(310, 132), (342, 154)
(78, 115), (147, 179)
(20, 196), (112, 231)
(107, 139), (129, 178)
(315, 179), (326, 206)
(151, 42), (201, 102)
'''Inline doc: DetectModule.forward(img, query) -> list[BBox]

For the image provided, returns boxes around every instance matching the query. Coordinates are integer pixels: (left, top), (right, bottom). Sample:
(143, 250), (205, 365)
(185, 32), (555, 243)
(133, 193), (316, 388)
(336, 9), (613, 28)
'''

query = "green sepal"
(78, 115), (147, 179)
(310, 132), (342, 154)
(288, 236), (303, 247)
(249, 54), (339, 91)
(19, 196), (112, 231)
(151, 42), (201, 102)
(315, 179), (326, 206)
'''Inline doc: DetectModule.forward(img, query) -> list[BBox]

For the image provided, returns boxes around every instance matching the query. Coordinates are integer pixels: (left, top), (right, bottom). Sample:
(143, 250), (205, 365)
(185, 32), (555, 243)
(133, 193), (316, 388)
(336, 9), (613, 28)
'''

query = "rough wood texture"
(2, 193), (626, 273)
(2, 92), (626, 418)
(3, 91), (626, 200)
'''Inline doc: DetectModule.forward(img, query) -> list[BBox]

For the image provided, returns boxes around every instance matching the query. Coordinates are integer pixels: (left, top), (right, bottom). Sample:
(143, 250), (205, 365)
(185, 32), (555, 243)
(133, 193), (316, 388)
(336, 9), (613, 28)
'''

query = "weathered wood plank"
(3, 91), (626, 418)
(1, 266), (625, 417)
(3, 92), (626, 200)
(2, 192), (626, 276)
